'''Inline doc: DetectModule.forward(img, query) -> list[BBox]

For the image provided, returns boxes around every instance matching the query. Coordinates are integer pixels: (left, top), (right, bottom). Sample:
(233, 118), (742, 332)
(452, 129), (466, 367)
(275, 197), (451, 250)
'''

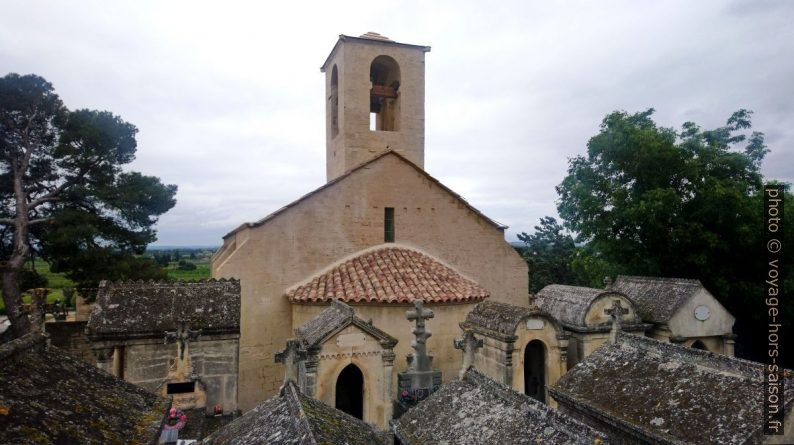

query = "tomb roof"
(550, 332), (794, 444)
(202, 380), (385, 444)
(461, 300), (550, 337)
(535, 284), (644, 331)
(294, 299), (397, 348)
(610, 275), (705, 323)
(287, 246), (489, 305)
(393, 368), (608, 444)
(0, 333), (169, 444)
(86, 279), (240, 339)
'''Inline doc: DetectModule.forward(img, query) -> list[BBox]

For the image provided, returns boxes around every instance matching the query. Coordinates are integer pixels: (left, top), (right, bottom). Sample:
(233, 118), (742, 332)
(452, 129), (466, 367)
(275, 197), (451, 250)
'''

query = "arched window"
(369, 55), (400, 131)
(330, 65), (339, 138)
(524, 340), (546, 404)
(335, 364), (364, 419)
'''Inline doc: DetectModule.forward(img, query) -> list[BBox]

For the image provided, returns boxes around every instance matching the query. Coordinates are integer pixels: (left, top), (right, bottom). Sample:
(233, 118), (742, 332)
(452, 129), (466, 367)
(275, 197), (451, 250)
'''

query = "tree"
(0, 73), (176, 337)
(518, 217), (581, 293)
(556, 108), (793, 364)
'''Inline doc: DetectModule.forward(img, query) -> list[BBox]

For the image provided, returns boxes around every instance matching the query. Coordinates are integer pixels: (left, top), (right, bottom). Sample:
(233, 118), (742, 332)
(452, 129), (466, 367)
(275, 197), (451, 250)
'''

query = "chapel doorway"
(335, 364), (364, 419)
(691, 340), (707, 351)
(524, 340), (546, 403)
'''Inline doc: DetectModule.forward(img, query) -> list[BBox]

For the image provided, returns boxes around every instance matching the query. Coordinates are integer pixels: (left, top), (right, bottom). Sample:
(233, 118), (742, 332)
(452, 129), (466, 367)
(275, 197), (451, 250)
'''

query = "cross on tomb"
(604, 299), (629, 343)
(164, 321), (202, 361)
(406, 300), (434, 371)
(275, 339), (307, 384)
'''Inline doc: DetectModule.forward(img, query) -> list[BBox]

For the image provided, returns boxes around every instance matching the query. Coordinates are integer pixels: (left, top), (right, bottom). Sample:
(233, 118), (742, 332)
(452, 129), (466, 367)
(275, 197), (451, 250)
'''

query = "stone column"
(723, 334), (736, 356)
(382, 350), (395, 424)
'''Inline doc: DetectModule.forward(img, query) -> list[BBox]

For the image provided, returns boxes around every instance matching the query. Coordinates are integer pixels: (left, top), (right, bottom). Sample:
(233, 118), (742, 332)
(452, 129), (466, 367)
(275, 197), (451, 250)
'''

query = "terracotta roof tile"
(287, 247), (489, 304)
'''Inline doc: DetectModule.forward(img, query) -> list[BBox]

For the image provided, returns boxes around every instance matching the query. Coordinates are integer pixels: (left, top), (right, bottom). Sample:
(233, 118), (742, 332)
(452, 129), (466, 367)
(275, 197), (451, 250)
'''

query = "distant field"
(0, 257), (212, 314)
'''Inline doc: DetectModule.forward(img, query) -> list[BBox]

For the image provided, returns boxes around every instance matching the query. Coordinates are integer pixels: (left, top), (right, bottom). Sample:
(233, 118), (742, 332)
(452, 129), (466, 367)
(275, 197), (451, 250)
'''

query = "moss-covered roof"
(460, 300), (557, 338)
(86, 279), (240, 339)
(550, 332), (794, 444)
(295, 300), (397, 349)
(610, 275), (704, 324)
(0, 333), (169, 444)
(202, 381), (384, 444)
(393, 368), (608, 444)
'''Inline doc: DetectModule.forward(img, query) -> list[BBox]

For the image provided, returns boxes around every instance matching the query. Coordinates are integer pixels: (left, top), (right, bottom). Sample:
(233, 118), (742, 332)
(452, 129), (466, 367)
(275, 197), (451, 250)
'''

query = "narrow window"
(384, 207), (395, 242)
(330, 65), (339, 138)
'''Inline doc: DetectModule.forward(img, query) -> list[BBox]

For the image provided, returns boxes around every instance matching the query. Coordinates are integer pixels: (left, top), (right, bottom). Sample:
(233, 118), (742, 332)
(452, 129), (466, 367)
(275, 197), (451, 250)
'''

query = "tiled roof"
(86, 279), (240, 339)
(287, 246), (490, 304)
(0, 333), (169, 444)
(203, 381), (386, 445)
(393, 368), (608, 445)
(550, 332), (794, 444)
(610, 276), (703, 324)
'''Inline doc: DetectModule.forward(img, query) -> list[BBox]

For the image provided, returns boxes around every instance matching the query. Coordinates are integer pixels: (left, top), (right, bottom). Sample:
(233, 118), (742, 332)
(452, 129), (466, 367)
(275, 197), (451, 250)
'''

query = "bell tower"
(321, 32), (431, 182)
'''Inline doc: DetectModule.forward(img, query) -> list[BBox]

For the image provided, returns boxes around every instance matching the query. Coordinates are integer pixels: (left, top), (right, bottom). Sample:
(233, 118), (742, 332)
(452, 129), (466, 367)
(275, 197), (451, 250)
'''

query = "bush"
(178, 262), (197, 271)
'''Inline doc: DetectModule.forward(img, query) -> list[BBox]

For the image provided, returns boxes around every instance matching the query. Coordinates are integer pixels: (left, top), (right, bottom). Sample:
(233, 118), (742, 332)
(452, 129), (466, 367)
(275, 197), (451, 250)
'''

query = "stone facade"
(458, 301), (569, 407)
(43, 320), (94, 364)
(86, 279), (241, 414)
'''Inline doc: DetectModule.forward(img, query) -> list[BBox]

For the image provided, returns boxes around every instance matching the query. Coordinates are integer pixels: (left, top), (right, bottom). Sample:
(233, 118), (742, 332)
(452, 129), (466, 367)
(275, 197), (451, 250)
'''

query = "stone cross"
(275, 339), (307, 385)
(604, 299), (629, 343)
(164, 321), (202, 361)
(453, 331), (483, 379)
(406, 300), (434, 372)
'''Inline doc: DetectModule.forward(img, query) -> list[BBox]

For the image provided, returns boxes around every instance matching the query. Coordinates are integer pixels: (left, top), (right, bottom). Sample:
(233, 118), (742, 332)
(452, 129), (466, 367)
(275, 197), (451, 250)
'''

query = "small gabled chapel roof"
(610, 275), (707, 324)
(0, 333), (169, 444)
(294, 299), (397, 349)
(393, 368), (608, 445)
(86, 279), (241, 340)
(202, 380), (385, 445)
(287, 246), (490, 305)
(221, 150), (507, 241)
(550, 332), (794, 444)
(460, 300), (553, 338)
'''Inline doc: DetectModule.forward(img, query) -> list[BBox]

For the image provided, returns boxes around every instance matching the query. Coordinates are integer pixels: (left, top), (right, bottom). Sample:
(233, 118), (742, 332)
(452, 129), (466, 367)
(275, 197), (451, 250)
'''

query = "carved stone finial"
(454, 331), (483, 379)
(604, 299), (628, 344)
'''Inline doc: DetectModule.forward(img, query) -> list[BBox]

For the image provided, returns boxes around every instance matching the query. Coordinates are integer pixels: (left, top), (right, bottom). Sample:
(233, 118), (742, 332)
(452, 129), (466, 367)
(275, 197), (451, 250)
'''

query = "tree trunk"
(1, 267), (31, 337)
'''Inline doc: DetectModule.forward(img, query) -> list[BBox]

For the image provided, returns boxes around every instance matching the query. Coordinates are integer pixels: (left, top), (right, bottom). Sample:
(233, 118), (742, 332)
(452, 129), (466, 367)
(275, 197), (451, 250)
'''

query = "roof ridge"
(0, 332), (47, 362)
(281, 381), (318, 445)
(616, 275), (702, 284)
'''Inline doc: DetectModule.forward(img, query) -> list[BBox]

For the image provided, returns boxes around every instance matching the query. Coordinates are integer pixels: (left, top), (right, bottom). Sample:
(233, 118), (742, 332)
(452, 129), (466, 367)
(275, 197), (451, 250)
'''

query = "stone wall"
(212, 153), (528, 411)
(119, 335), (239, 414)
(44, 321), (94, 364)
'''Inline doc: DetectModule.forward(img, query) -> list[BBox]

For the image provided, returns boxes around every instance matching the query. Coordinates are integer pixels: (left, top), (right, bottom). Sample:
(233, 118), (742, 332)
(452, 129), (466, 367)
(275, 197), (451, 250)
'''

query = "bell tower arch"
(321, 32), (431, 182)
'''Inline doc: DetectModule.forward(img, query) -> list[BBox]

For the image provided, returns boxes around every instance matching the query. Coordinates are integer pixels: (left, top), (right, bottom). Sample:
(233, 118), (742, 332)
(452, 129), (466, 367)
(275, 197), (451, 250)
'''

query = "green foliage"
(556, 108), (793, 364)
(166, 263), (210, 281)
(177, 260), (197, 271)
(518, 217), (582, 293)
(1, 73), (177, 335)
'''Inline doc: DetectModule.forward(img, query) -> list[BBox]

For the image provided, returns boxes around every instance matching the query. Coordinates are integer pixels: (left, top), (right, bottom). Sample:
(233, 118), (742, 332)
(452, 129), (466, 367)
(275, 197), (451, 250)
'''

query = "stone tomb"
(86, 279), (240, 414)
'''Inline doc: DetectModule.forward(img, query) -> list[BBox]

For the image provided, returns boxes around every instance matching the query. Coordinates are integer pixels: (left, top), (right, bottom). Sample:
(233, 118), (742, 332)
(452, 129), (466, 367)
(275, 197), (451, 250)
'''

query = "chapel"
(211, 32), (528, 415)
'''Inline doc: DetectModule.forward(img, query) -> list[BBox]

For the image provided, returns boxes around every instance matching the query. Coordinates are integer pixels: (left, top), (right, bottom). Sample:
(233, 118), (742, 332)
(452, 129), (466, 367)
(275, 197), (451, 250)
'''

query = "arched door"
(691, 340), (707, 351)
(335, 364), (364, 419)
(524, 340), (546, 403)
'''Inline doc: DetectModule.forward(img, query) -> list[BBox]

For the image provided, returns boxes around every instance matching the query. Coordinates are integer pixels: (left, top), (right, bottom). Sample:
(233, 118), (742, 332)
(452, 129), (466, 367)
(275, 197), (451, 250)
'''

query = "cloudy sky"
(2, 1), (792, 246)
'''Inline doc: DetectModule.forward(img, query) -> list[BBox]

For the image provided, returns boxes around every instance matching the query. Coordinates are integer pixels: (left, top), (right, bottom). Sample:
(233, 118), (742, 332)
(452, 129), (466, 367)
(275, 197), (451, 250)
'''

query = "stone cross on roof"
(454, 331), (483, 379)
(164, 321), (201, 361)
(275, 339), (308, 385)
(406, 300), (434, 371)
(604, 299), (629, 343)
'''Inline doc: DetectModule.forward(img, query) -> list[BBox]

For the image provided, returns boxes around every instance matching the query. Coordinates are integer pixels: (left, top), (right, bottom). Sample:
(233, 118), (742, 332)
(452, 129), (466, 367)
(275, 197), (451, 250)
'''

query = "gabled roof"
(610, 275), (705, 324)
(393, 368), (608, 445)
(535, 284), (644, 331)
(202, 381), (385, 445)
(222, 150), (506, 241)
(0, 333), (169, 444)
(294, 300), (397, 349)
(86, 279), (240, 339)
(461, 300), (555, 338)
(550, 332), (794, 445)
(287, 246), (490, 305)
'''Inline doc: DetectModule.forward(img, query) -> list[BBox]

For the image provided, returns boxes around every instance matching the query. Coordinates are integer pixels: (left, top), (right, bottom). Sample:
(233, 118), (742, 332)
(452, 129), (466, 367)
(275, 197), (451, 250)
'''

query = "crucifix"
(604, 299), (629, 343)
(164, 321), (202, 361)
(406, 299), (434, 372)
(454, 331), (483, 379)
(275, 339), (307, 385)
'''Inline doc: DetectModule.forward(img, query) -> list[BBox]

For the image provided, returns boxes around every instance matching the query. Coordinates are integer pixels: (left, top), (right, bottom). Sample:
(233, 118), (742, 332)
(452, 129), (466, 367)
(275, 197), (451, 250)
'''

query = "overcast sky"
(2, 1), (792, 246)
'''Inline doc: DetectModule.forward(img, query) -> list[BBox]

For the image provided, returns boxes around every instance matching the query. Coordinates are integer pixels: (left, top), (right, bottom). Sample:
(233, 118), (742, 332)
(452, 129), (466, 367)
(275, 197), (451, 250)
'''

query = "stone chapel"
(211, 32), (528, 419)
